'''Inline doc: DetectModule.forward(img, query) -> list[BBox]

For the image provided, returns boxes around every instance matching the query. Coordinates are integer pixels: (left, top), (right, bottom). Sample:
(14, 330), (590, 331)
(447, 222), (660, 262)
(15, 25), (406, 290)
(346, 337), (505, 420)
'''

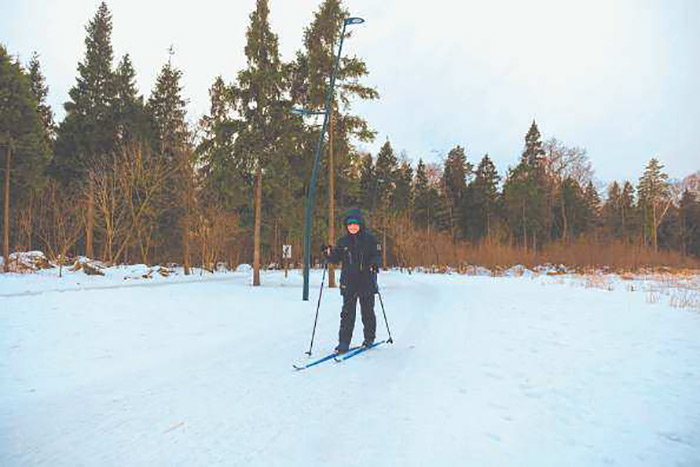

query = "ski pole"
(306, 261), (328, 355)
(377, 287), (394, 344)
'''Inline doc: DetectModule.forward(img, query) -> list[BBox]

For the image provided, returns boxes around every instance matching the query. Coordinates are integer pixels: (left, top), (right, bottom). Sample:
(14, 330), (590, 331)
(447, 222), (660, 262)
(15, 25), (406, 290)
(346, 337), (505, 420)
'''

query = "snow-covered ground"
(1, 267), (699, 466)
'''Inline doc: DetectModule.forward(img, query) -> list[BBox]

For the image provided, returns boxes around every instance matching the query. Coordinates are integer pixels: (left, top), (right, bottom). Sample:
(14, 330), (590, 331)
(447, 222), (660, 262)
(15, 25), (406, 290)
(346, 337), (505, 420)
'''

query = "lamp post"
(301, 17), (365, 301)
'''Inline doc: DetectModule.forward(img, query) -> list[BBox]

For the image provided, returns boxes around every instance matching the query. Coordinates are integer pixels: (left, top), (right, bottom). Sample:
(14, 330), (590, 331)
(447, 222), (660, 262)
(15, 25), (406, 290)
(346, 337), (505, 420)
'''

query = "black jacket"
(327, 211), (381, 297)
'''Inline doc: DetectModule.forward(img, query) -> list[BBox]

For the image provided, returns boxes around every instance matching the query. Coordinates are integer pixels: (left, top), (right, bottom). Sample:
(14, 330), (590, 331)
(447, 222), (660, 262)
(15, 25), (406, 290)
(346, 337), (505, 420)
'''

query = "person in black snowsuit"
(322, 208), (381, 354)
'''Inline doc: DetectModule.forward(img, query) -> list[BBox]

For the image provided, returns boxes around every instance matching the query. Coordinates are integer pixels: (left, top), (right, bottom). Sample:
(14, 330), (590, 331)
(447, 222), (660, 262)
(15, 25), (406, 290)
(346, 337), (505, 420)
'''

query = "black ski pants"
(338, 293), (376, 350)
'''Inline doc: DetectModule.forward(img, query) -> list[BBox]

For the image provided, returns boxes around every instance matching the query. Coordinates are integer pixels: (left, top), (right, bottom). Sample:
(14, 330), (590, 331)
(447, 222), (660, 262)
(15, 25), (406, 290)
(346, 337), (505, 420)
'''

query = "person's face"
(347, 223), (360, 235)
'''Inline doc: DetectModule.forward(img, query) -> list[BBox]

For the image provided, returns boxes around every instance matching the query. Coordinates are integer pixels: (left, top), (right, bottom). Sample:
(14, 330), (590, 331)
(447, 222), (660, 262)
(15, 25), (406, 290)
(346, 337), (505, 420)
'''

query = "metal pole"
(302, 22), (348, 301)
(306, 261), (328, 355)
(377, 288), (394, 344)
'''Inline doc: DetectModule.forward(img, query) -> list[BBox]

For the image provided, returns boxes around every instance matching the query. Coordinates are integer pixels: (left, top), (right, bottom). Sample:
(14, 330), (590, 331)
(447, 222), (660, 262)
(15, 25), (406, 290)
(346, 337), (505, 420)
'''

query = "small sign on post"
(283, 245), (292, 278)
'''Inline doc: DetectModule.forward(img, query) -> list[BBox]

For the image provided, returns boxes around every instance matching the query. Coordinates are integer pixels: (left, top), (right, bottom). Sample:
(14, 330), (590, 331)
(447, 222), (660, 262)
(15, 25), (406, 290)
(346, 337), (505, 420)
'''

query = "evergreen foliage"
(53, 1), (117, 184)
(3, 2), (699, 269)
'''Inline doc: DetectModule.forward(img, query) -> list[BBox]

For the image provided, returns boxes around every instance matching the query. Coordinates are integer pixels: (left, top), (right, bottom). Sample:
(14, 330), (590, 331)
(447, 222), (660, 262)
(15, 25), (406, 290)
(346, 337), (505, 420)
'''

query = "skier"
(322, 208), (381, 354)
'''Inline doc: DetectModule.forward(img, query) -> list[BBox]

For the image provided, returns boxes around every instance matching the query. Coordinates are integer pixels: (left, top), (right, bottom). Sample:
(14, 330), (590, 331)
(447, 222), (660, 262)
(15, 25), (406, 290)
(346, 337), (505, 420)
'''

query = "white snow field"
(1, 268), (699, 466)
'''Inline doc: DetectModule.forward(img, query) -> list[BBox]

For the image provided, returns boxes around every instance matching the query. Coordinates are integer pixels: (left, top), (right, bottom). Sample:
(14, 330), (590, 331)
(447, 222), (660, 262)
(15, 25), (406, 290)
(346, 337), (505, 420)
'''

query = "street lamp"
(300, 16), (365, 301)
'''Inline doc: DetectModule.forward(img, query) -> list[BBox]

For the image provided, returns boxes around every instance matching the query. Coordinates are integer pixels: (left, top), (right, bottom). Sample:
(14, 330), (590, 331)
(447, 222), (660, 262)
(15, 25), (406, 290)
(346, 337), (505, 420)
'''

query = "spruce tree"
(522, 120), (545, 166)
(620, 181), (636, 241)
(27, 52), (55, 146)
(53, 1), (117, 183)
(638, 158), (670, 251)
(114, 54), (149, 145)
(469, 154), (500, 240)
(583, 181), (601, 235)
(358, 152), (377, 212)
(392, 159), (413, 215)
(375, 140), (398, 207)
(147, 49), (192, 268)
(147, 50), (189, 162)
(679, 189), (700, 258)
(503, 121), (548, 249)
(235, 0), (289, 286)
(442, 145), (471, 240)
(413, 159), (431, 228)
(52, 1), (118, 258)
(373, 141), (398, 264)
(197, 76), (244, 209)
(602, 181), (622, 239)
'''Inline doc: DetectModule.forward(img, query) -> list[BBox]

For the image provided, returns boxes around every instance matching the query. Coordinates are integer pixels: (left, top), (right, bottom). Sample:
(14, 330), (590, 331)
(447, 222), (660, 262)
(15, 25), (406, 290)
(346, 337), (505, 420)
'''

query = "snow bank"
(2, 270), (699, 466)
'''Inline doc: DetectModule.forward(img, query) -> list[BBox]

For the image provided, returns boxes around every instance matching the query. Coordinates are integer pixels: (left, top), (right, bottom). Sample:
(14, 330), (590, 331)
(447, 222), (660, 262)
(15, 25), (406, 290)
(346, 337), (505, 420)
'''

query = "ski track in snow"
(1, 271), (699, 466)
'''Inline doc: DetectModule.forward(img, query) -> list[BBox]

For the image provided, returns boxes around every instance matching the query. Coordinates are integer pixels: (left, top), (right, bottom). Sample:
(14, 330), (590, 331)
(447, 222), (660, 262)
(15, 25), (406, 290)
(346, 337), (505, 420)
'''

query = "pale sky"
(2, 0), (698, 185)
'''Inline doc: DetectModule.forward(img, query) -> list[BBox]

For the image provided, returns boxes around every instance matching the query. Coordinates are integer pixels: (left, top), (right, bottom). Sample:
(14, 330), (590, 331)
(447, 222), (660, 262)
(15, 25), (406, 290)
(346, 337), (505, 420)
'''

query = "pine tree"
(638, 158), (670, 251)
(1, 46), (50, 270)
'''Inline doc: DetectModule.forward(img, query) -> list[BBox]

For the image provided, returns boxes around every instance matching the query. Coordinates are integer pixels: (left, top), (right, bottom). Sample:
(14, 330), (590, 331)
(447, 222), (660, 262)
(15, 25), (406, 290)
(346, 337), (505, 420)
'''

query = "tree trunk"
(561, 198), (568, 243)
(620, 204), (626, 241)
(382, 225), (387, 270)
(328, 110), (336, 288)
(182, 149), (192, 275)
(86, 177), (94, 259)
(253, 164), (262, 286)
(652, 203), (658, 252)
(182, 212), (190, 275)
(3, 142), (12, 272)
(522, 200), (528, 252)
(486, 207), (491, 240)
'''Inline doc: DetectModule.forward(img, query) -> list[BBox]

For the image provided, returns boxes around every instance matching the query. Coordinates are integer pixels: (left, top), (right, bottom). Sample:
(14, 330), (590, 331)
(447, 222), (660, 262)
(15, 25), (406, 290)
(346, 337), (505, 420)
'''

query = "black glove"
(370, 263), (379, 274)
(320, 244), (333, 258)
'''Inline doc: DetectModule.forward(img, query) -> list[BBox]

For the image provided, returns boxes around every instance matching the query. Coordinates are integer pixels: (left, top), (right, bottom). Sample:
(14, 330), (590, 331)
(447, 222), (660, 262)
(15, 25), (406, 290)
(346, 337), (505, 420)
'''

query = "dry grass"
(394, 229), (700, 274)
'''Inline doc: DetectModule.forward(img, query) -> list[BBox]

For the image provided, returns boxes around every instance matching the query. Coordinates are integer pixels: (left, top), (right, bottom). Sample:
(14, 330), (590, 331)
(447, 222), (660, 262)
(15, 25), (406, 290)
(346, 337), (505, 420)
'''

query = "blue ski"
(334, 340), (387, 362)
(293, 346), (360, 371)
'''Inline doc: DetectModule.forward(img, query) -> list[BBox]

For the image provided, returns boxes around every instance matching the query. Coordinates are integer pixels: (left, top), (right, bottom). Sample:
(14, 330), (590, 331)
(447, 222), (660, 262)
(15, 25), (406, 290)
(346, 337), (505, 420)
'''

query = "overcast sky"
(2, 0), (698, 185)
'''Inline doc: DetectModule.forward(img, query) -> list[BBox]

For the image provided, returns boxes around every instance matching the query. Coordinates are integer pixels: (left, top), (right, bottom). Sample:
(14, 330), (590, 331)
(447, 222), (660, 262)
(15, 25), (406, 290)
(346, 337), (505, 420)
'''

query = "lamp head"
(345, 17), (365, 26)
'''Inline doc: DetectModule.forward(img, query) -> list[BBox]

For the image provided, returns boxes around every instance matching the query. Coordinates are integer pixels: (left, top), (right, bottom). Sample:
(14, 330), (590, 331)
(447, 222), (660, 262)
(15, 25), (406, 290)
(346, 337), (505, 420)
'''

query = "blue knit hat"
(343, 208), (364, 227)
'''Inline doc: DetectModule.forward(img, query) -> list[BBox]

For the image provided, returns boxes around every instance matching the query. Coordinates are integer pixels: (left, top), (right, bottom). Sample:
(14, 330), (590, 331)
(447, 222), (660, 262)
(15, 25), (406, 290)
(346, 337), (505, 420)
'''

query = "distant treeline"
(1, 1), (699, 278)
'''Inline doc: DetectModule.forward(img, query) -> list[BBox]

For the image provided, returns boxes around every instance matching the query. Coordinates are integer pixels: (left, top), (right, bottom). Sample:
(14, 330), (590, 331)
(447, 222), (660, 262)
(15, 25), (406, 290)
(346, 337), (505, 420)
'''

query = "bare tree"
(543, 138), (593, 187)
(90, 145), (169, 265)
(193, 204), (240, 272)
(36, 181), (85, 277)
